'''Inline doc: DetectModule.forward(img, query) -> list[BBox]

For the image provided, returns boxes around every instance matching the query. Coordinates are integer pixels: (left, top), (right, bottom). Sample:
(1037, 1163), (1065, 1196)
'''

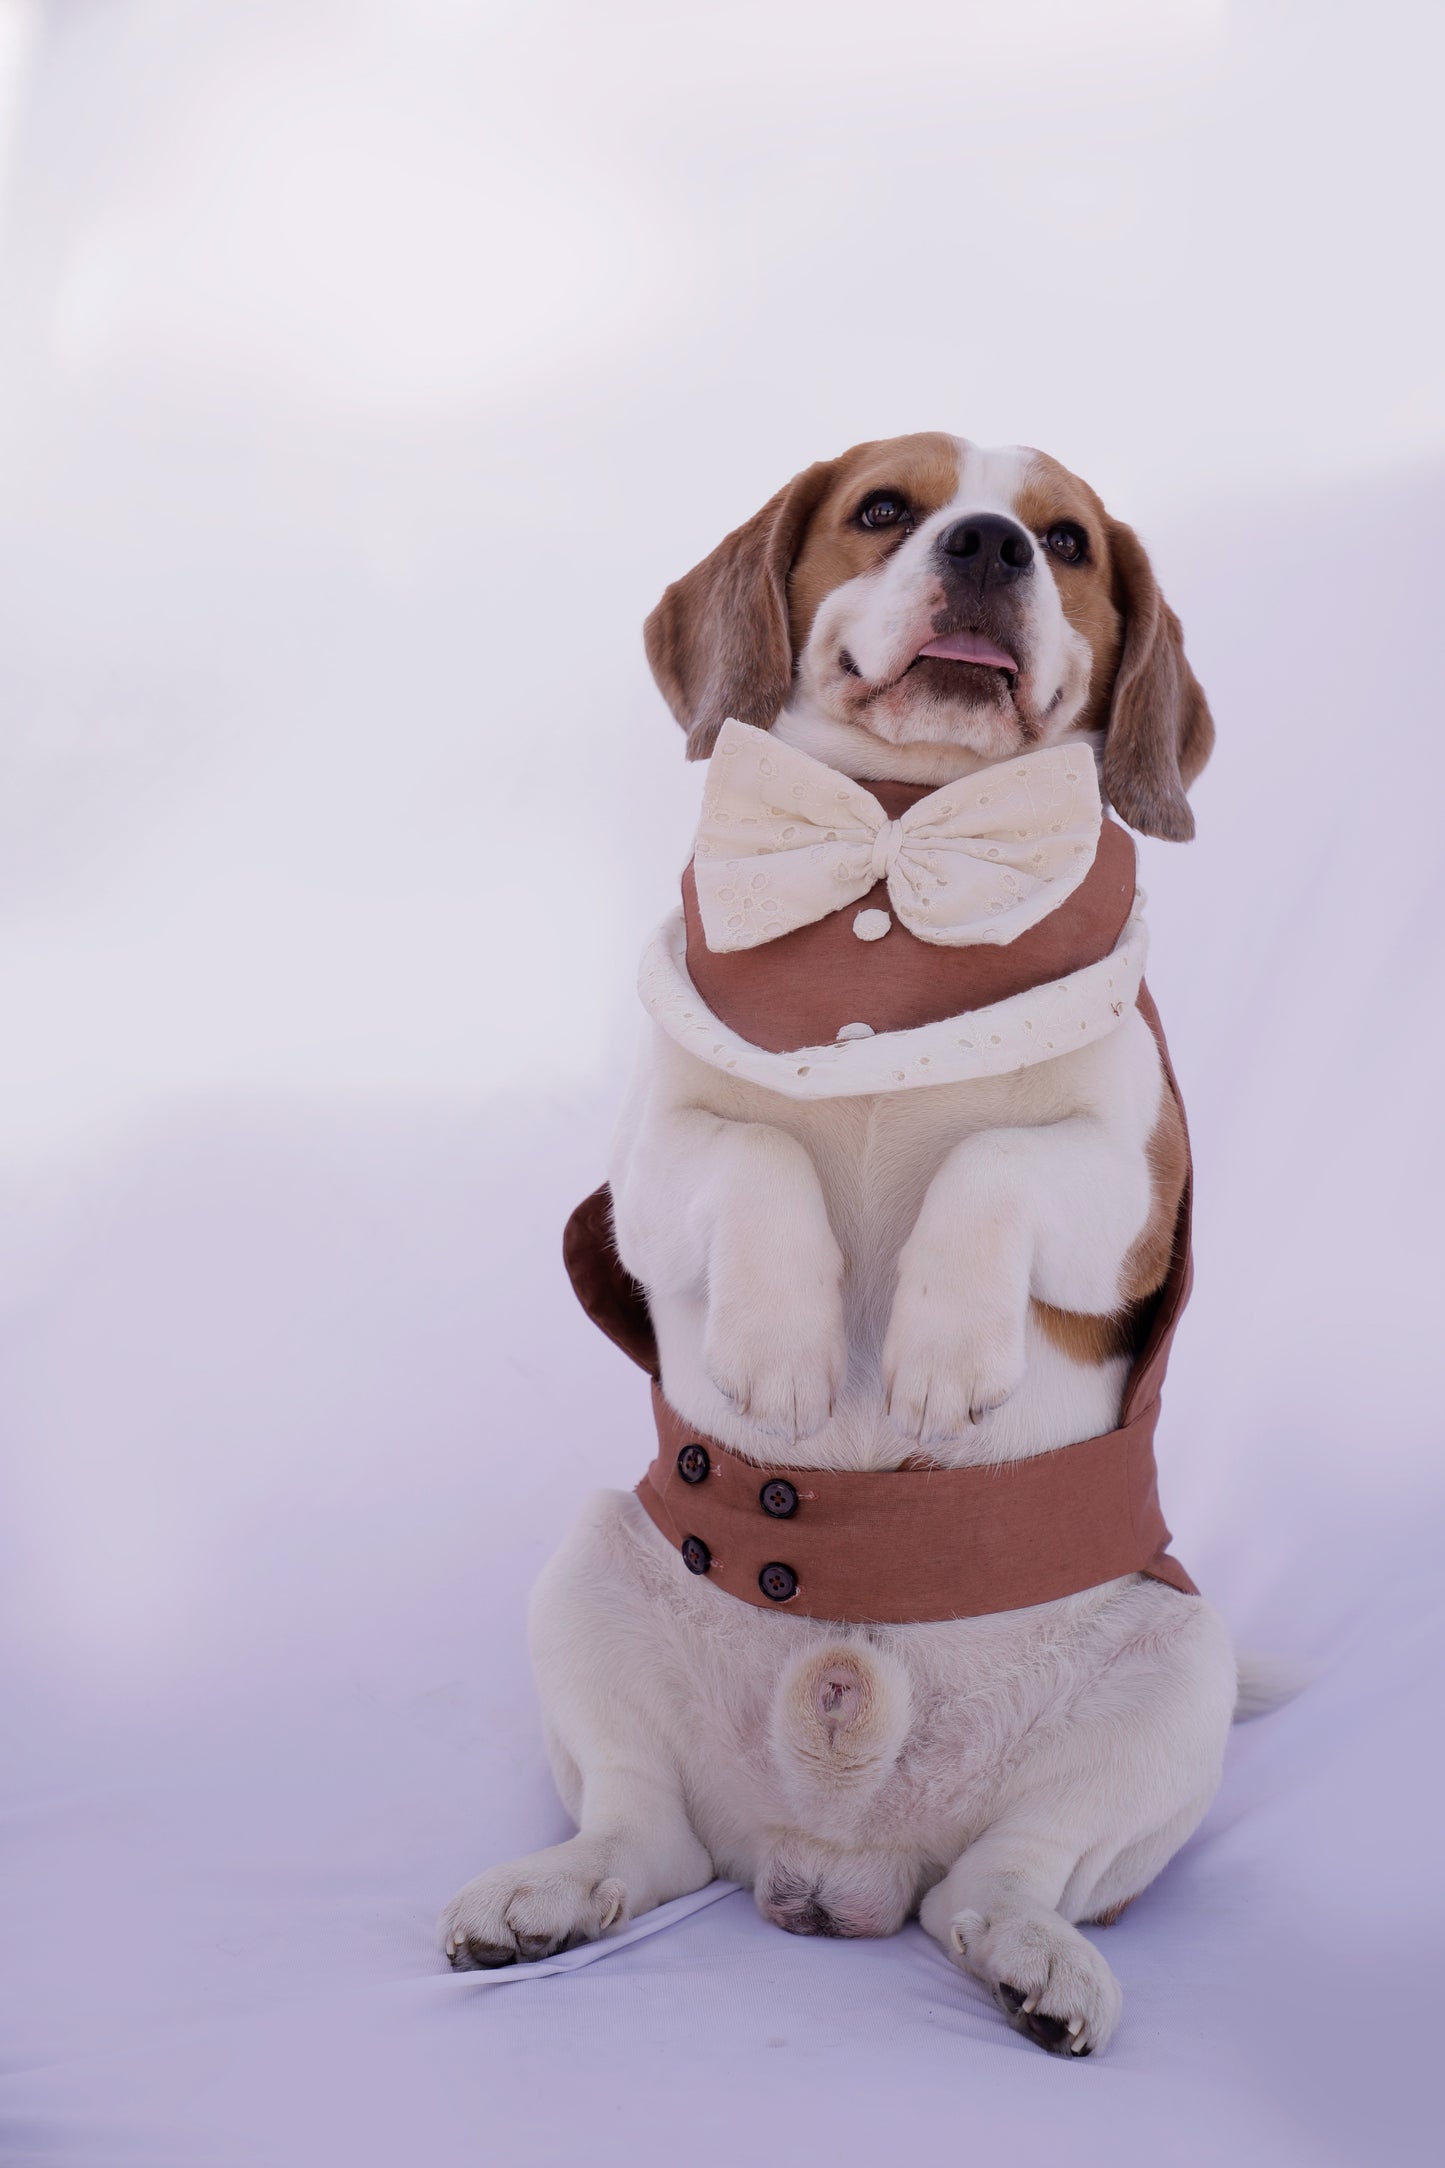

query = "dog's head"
(644, 433), (1213, 840)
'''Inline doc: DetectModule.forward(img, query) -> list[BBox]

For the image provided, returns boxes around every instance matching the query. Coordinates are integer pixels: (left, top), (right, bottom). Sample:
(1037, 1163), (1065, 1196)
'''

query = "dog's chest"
(680, 1044), (1095, 1328)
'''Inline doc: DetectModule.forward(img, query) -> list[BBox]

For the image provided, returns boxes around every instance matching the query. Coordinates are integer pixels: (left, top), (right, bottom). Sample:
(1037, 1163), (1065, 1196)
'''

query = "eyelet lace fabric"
(693, 719), (1103, 954)
(638, 899), (1148, 1099)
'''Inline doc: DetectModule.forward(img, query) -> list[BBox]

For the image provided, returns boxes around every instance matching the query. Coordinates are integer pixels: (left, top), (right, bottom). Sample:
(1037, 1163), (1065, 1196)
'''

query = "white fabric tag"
(448, 1880), (742, 1986)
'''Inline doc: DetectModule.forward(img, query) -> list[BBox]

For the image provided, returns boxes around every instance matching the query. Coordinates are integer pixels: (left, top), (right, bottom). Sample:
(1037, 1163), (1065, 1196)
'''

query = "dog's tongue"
(916, 631), (1018, 671)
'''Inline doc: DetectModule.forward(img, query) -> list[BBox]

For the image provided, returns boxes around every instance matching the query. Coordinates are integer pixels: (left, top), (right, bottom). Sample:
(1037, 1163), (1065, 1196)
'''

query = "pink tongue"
(916, 631), (1018, 671)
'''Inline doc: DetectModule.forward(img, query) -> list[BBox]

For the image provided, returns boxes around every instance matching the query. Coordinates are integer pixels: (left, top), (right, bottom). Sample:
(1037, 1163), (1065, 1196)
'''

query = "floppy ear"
(643, 459), (841, 759)
(1101, 519), (1215, 842)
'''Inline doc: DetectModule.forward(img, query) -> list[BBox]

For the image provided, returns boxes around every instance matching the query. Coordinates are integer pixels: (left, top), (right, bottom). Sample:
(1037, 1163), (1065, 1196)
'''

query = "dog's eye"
(858, 492), (910, 531)
(1043, 521), (1089, 565)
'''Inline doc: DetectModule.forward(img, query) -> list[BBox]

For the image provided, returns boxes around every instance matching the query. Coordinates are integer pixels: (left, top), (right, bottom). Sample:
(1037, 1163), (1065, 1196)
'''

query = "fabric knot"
(869, 819), (904, 883)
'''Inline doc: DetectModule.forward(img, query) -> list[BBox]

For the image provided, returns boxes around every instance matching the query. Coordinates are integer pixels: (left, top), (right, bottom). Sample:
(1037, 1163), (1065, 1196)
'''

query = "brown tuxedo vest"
(564, 785), (1196, 1623)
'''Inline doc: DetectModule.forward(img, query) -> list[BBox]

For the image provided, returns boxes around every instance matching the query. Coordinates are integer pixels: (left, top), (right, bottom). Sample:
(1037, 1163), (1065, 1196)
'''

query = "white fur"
(441, 445), (1237, 2058)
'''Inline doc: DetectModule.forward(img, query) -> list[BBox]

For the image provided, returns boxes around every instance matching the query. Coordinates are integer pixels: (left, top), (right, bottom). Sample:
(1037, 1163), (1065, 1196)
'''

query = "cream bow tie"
(694, 719), (1103, 952)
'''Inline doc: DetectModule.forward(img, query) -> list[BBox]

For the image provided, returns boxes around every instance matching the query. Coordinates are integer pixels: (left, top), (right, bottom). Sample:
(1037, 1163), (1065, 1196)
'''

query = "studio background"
(2, 3), (1441, 2163)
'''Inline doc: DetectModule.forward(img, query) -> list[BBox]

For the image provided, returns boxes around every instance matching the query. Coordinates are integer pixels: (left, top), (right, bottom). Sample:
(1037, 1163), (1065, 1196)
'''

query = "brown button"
(759, 1479), (798, 1519)
(677, 1443), (710, 1485)
(681, 1535), (711, 1575)
(758, 1561), (798, 1602)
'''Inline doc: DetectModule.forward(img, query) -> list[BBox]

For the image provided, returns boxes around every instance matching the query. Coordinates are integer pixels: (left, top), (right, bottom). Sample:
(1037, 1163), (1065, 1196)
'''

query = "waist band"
(636, 1384), (1195, 1625)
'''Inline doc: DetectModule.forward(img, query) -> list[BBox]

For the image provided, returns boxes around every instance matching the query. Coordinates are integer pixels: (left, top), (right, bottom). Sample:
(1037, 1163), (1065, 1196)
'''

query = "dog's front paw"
(882, 1276), (1025, 1446)
(704, 1255), (846, 1443)
(439, 1849), (627, 1971)
(949, 1904), (1122, 2058)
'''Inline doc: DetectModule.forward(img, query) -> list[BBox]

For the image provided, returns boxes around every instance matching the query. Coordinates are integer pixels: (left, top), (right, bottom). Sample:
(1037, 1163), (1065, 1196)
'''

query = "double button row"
(675, 1442), (799, 1602)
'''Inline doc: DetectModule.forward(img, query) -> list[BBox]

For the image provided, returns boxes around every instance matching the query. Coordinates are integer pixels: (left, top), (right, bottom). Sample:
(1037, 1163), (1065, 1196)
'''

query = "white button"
(852, 908), (891, 942)
(836, 1021), (875, 1041)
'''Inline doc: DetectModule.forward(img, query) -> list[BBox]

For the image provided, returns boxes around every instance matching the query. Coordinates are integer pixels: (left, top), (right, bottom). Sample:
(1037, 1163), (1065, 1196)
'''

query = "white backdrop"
(2, 4), (1442, 2163)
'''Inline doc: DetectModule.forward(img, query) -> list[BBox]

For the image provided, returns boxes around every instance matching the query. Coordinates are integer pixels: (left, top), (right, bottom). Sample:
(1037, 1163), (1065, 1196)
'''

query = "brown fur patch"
(1029, 1071), (1188, 1366)
(1120, 1083), (1188, 1304)
(1031, 1299), (1135, 1366)
(786, 433), (960, 651)
(1017, 449), (1215, 840)
(1089, 1896), (1136, 1927)
(643, 458), (844, 757)
(1099, 518), (1215, 841)
(1014, 453), (1123, 735)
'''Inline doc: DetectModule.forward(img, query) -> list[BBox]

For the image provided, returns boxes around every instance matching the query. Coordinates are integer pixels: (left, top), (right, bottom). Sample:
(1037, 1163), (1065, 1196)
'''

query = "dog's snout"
(937, 513), (1034, 586)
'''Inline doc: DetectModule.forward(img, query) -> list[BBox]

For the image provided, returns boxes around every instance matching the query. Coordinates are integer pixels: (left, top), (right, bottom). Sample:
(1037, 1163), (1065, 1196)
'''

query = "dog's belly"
(533, 1490), (1229, 1931)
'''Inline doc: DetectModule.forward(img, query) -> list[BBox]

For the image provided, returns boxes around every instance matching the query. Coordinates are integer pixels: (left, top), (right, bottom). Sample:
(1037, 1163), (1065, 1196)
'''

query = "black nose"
(937, 513), (1034, 586)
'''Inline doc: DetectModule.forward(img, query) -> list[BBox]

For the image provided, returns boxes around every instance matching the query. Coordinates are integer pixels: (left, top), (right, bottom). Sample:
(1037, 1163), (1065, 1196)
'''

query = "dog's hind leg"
(439, 1503), (714, 1971)
(918, 1589), (1235, 2055)
(921, 1819), (1128, 2056)
(439, 1756), (713, 1970)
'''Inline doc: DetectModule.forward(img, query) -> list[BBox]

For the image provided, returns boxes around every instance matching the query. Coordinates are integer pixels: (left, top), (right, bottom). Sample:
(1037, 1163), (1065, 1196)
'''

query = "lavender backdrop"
(1, 4), (1442, 2163)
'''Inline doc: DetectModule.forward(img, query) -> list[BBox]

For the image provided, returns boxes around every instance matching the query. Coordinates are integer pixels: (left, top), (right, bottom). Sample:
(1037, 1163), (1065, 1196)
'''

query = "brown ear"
(643, 459), (841, 759)
(1101, 519), (1215, 842)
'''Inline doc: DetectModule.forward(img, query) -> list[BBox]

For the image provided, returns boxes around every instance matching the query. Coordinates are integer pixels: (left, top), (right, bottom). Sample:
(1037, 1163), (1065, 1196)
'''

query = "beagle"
(440, 434), (1236, 2058)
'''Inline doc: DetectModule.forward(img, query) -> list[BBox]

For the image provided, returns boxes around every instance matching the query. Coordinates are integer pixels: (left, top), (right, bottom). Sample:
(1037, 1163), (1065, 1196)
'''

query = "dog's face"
(786, 439), (1119, 761)
(645, 432), (1213, 841)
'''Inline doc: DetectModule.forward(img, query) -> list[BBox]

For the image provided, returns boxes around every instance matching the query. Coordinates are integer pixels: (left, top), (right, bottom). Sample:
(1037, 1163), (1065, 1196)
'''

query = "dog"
(440, 434), (1238, 2058)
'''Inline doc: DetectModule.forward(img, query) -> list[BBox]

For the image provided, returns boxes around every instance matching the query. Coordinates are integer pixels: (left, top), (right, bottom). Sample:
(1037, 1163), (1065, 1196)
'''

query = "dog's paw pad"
(949, 1904), (1121, 2057)
(997, 1983), (1087, 2054)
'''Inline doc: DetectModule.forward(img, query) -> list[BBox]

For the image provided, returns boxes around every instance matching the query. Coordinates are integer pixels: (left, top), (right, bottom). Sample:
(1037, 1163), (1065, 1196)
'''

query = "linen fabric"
(637, 1383), (1196, 1621)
